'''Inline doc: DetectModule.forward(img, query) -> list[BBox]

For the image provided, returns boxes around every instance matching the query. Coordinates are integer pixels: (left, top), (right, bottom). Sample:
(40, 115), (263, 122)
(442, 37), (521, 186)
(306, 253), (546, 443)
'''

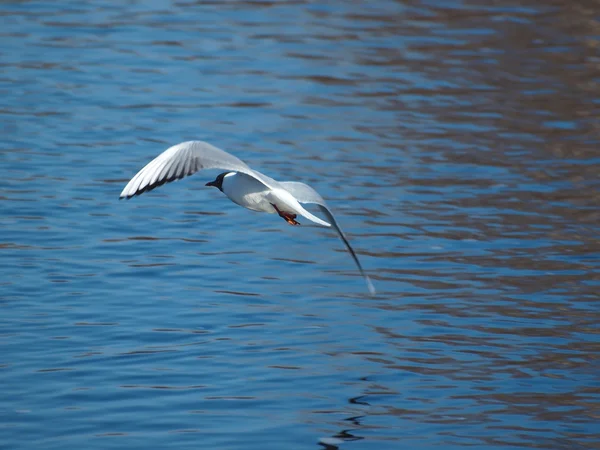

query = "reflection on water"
(1, 1), (598, 449)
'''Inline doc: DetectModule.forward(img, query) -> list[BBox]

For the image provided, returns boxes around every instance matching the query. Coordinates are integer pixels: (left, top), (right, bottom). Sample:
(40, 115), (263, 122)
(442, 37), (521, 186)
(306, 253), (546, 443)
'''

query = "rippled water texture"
(1, 1), (599, 449)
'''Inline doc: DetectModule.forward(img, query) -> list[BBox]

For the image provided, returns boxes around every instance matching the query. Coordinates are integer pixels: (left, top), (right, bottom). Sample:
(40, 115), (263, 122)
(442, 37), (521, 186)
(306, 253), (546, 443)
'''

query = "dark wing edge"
(119, 141), (262, 200)
(280, 181), (376, 296)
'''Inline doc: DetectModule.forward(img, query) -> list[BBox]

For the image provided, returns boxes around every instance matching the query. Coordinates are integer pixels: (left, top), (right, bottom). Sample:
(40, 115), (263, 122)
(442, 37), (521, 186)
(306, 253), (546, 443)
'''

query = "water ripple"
(1, 1), (598, 449)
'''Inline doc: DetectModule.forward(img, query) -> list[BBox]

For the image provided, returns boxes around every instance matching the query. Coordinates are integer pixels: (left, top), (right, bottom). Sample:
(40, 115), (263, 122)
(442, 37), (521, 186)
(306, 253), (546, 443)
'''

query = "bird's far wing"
(120, 141), (276, 199)
(279, 181), (375, 295)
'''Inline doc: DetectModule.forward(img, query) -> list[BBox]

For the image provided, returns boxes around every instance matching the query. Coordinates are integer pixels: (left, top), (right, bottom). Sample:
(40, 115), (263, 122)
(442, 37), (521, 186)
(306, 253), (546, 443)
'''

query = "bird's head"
(205, 172), (231, 192)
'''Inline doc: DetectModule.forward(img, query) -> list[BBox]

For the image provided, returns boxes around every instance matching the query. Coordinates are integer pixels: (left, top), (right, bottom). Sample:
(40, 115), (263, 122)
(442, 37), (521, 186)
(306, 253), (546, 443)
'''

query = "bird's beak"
(205, 181), (215, 187)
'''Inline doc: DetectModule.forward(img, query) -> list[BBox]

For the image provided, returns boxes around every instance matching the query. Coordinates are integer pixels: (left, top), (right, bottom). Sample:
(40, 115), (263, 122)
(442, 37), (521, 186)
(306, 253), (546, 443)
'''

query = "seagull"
(120, 141), (375, 295)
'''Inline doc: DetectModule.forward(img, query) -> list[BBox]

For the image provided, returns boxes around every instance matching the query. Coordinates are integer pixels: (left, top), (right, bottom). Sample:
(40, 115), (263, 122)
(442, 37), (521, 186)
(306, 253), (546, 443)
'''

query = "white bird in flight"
(120, 141), (375, 295)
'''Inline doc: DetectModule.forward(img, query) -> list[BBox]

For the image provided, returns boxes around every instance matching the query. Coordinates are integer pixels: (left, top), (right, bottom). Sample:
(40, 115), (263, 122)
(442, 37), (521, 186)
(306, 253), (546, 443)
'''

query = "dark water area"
(1, 1), (598, 449)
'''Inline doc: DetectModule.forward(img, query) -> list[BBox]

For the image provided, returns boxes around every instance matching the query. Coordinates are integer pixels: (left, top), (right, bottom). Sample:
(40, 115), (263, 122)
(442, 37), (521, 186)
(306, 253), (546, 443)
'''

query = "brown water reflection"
(1, 0), (598, 449)
(315, 1), (599, 448)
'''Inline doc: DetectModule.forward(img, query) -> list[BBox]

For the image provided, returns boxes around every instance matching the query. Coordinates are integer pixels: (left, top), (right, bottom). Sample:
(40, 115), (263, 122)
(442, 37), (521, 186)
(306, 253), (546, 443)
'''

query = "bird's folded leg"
(271, 203), (300, 226)
(283, 215), (300, 226)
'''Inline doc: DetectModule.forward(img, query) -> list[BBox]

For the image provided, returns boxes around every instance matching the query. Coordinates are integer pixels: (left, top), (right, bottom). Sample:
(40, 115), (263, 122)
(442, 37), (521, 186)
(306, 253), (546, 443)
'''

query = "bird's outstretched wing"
(280, 181), (376, 295)
(119, 141), (331, 227)
(119, 141), (276, 199)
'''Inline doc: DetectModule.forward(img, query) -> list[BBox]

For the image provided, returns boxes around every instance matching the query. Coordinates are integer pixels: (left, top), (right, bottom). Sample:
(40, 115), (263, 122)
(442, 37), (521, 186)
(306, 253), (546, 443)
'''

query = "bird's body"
(221, 172), (271, 212)
(221, 172), (305, 218)
(120, 140), (375, 294)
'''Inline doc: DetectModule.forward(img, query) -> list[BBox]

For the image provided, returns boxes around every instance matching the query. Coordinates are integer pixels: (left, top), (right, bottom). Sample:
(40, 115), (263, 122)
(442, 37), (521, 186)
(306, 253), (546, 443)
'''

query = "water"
(1, 1), (598, 449)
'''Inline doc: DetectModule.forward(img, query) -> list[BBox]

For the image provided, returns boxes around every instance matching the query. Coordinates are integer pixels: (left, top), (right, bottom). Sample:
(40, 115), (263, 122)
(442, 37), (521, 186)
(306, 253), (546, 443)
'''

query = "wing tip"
(119, 188), (133, 200)
(366, 276), (376, 296)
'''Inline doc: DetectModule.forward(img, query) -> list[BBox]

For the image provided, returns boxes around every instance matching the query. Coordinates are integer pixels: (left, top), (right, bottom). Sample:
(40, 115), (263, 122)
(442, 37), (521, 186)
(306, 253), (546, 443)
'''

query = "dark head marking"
(205, 172), (231, 192)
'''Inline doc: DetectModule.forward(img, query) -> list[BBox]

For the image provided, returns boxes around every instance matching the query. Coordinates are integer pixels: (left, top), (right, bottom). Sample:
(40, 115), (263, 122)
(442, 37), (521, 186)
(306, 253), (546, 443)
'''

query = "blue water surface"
(1, 1), (599, 449)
